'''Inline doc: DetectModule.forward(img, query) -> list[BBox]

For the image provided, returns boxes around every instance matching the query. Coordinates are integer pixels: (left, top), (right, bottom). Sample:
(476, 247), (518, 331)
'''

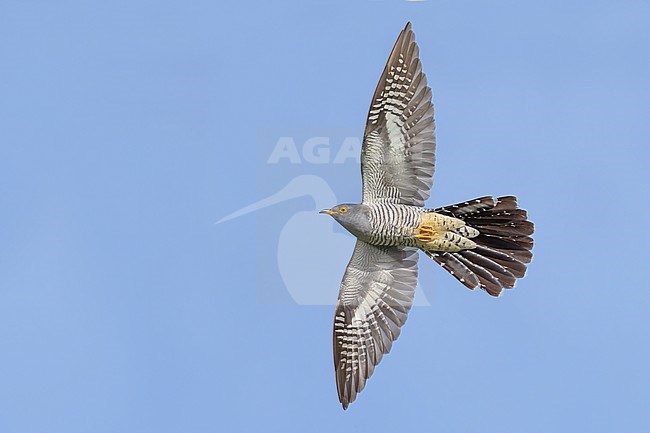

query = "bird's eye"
(339, 207), (347, 214)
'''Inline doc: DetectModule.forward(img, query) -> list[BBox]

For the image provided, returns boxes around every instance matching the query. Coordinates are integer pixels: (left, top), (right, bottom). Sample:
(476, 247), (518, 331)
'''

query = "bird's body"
(329, 202), (479, 251)
(321, 22), (534, 409)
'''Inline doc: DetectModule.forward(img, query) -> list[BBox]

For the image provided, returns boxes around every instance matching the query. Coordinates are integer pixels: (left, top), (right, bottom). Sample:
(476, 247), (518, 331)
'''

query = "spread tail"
(425, 196), (534, 297)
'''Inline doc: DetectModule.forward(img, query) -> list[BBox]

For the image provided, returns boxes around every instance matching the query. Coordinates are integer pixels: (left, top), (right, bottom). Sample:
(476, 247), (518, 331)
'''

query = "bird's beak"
(319, 209), (335, 215)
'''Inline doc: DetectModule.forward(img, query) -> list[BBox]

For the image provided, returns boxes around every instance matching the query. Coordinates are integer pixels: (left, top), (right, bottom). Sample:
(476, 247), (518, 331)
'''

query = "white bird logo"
(217, 174), (431, 306)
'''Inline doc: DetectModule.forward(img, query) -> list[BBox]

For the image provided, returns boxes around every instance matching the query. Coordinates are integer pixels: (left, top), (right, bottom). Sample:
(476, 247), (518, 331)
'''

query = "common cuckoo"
(320, 22), (535, 409)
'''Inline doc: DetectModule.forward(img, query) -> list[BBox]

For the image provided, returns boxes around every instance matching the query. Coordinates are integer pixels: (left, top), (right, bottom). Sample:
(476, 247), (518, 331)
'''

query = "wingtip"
(405, 21), (412, 30)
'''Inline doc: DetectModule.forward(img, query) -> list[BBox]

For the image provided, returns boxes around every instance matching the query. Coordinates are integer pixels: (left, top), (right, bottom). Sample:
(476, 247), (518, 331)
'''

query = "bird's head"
(319, 203), (370, 238)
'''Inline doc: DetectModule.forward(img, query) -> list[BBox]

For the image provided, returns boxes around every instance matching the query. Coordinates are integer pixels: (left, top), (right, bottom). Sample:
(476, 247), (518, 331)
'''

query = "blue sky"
(1, 1), (649, 432)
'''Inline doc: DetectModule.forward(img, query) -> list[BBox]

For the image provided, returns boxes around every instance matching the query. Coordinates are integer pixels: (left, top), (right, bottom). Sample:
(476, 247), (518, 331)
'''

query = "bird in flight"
(320, 22), (534, 410)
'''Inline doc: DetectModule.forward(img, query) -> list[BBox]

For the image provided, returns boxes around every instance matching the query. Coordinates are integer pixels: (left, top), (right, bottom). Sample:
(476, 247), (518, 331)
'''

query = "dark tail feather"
(430, 196), (534, 297)
(426, 251), (480, 291)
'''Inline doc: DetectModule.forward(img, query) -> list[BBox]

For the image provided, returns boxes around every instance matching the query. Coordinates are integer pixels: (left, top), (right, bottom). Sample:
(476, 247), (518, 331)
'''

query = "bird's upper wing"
(361, 22), (436, 207)
(333, 240), (419, 409)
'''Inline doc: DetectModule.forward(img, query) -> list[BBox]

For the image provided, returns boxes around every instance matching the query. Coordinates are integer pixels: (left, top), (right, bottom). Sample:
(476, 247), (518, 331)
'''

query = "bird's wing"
(333, 240), (419, 409)
(361, 22), (436, 207)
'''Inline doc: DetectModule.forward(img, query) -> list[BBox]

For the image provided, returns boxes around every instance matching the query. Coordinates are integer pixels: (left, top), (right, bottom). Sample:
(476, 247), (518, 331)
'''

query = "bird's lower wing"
(333, 240), (419, 409)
